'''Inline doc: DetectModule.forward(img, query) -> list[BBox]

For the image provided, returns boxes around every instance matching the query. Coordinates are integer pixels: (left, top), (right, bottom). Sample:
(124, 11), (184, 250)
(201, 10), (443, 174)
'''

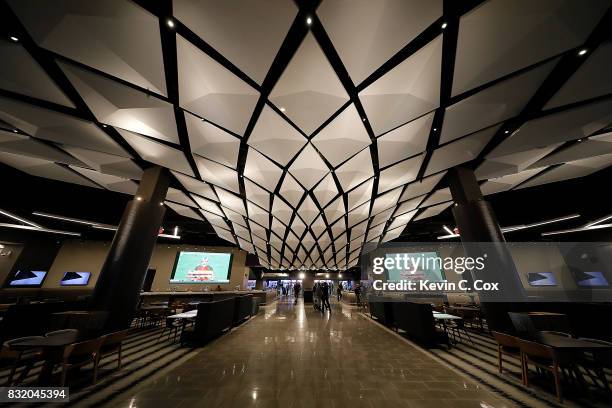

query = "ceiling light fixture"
(0, 223), (80, 236)
(441, 22), (447, 29)
(279, 107), (286, 112)
(12, 129), (18, 133)
(9, 36), (19, 42)
(167, 19), (175, 28)
(0, 209), (42, 228)
(306, 17), (312, 25)
(504, 130), (510, 134)
(577, 48), (588, 56)
(443, 225), (454, 235)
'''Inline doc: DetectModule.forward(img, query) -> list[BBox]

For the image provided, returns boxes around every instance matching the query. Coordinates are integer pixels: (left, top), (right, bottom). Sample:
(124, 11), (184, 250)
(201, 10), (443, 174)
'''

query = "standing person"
(313, 282), (321, 311)
(336, 283), (342, 302)
(320, 282), (331, 312)
(293, 282), (301, 305)
(354, 283), (361, 306)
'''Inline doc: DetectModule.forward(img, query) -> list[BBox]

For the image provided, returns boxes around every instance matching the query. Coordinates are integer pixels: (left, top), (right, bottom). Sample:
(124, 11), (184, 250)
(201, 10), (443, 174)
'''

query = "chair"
(45, 329), (79, 340)
(97, 330), (130, 371)
(491, 331), (524, 383)
(519, 339), (567, 402)
(447, 319), (473, 344)
(57, 337), (103, 387)
(0, 336), (44, 385)
(157, 317), (184, 343)
(508, 312), (537, 338)
(577, 337), (612, 390)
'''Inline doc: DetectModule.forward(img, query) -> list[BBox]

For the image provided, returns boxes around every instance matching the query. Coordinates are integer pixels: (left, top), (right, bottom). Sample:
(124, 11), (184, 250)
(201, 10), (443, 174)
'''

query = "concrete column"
(92, 166), (169, 331)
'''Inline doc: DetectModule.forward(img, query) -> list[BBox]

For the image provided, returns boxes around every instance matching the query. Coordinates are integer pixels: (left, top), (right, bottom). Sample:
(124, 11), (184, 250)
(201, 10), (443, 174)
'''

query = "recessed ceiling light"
(12, 129), (18, 133)
(101, 124), (107, 128)
(9, 36), (19, 42)
(441, 22), (447, 29)
(577, 138), (583, 142)
(167, 19), (175, 28)
(362, 118), (366, 122)
(433, 128), (437, 131)
(306, 17), (312, 25)
(578, 48), (588, 56)
(504, 130), (510, 134)
(279, 107), (286, 112)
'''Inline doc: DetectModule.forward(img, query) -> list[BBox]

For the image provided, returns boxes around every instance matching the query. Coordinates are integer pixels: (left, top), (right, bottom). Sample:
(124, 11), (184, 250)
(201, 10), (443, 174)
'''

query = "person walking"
(293, 282), (301, 305)
(320, 281), (331, 312)
(336, 283), (342, 302)
(354, 283), (361, 306)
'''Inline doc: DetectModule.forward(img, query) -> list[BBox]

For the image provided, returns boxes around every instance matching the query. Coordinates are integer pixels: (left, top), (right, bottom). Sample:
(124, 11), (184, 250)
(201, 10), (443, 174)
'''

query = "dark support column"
(92, 166), (170, 331)
(448, 167), (524, 332)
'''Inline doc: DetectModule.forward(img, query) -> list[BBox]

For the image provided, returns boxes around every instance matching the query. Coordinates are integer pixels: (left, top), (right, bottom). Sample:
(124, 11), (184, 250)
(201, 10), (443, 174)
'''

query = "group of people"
(313, 281), (344, 313)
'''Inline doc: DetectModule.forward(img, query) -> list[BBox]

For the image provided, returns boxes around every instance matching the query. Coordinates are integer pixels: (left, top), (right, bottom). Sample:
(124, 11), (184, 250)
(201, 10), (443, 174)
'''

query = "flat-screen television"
(385, 252), (446, 282)
(170, 251), (233, 284)
(572, 271), (609, 287)
(60, 272), (92, 286)
(7, 270), (47, 287)
(526, 272), (558, 287)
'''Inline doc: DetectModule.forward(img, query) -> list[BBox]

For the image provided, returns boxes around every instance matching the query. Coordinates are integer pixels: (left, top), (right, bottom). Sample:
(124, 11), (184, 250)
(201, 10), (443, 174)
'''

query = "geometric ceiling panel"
(310, 104), (371, 167)
(165, 187), (196, 207)
(347, 201), (370, 228)
(176, 36), (259, 136)
(413, 202), (452, 221)
(61, 146), (142, 180)
(59, 62), (179, 144)
(387, 209), (417, 231)
(452, 0), (610, 96)
(489, 99), (612, 157)
(370, 186), (403, 218)
(172, 171), (218, 202)
(359, 35), (442, 136)
(173, 0), (297, 85)
(334, 148), (374, 191)
(0, 97), (128, 157)
(545, 42), (612, 109)
(371, 207), (395, 228)
(248, 105), (307, 166)
(165, 201), (204, 221)
(479, 168), (545, 196)
(311, 215), (326, 239)
(214, 187), (246, 216)
(419, 188), (452, 208)
(440, 59), (557, 144)
(318, 0), (442, 85)
(70, 167), (139, 195)
(249, 220), (267, 241)
(0, 43), (73, 107)
(312, 173), (338, 208)
(347, 178), (373, 212)
(425, 125), (498, 176)
(191, 195), (224, 217)
(117, 128), (194, 176)
(194, 156), (240, 194)
(213, 225), (236, 244)
(475, 144), (562, 180)
(8, 0), (167, 95)
(528, 132), (612, 168)
(290, 216), (307, 238)
(271, 196), (293, 226)
(243, 148), (283, 193)
(394, 195), (425, 217)
(244, 179), (271, 212)
(224, 207), (246, 228)
(517, 153), (612, 190)
(269, 33), (349, 135)
(0, 151), (99, 188)
(377, 153), (425, 194)
(297, 195), (319, 226)
(200, 210), (229, 230)
(184, 112), (240, 168)
(400, 172), (445, 201)
(247, 201), (269, 230)
(279, 173), (305, 208)
(0, 130), (83, 166)
(324, 197), (345, 226)
(288, 143), (330, 190)
(366, 222), (386, 243)
(377, 111), (433, 168)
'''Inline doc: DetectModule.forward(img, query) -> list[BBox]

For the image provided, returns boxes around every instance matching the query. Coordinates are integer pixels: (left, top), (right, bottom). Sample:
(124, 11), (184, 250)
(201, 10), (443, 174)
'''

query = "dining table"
(536, 332), (612, 350)
(167, 310), (197, 320)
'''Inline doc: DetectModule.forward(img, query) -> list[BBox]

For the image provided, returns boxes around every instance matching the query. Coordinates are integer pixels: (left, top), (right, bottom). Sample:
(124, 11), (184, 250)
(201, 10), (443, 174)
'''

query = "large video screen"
(385, 252), (446, 282)
(572, 271), (609, 287)
(60, 272), (91, 286)
(170, 251), (233, 284)
(8, 270), (47, 287)
(526, 272), (558, 287)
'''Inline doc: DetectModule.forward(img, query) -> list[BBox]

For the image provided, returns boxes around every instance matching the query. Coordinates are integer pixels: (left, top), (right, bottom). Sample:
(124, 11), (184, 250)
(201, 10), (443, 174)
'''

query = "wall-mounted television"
(526, 272), (558, 287)
(170, 251), (233, 284)
(572, 271), (609, 287)
(385, 252), (446, 283)
(7, 270), (47, 287)
(60, 272), (92, 286)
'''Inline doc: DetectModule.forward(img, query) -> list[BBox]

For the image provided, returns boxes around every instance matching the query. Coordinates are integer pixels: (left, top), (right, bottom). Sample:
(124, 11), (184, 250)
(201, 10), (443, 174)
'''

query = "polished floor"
(111, 298), (514, 408)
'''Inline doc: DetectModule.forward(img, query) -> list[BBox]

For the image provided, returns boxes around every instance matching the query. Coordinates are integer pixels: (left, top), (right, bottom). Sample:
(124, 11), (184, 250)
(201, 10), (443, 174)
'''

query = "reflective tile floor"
(113, 299), (516, 408)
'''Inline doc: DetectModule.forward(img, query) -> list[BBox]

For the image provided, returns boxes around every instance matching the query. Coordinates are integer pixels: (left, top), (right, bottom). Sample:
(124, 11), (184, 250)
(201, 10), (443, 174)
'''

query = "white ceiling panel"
(413, 202), (452, 221)
(193, 155), (240, 193)
(359, 35), (442, 136)
(312, 172), (338, 208)
(176, 35), (259, 136)
(271, 196), (293, 226)
(269, 33), (349, 134)
(347, 178), (373, 211)
(529, 132), (612, 168)
(185, 112), (240, 168)
(453, 0), (609, 95)
(172, 171), (218, 201)
(297, 195), (319, 226)
(62, 146), (141, 179)
(8, 0), (167, 95)
(324, 197), (345, 226)
(399, 172), (445, 202)
(166, 187), (195, 207)
(288, 143), (329, 190)
(243, 147), (283, 192)
(377, 153), (425, 194)
(246, 201), (269, 229)
(479, 168), (544, 195)
(394, 195), (426, 217)
(377, 111), (433, 167)
(0, 130), (83, 166)
(165, 201), (204, 220)
(518, 154), (612, 189)
(191, 195), (223, 216)
(334, 148), (374, 191)
(419, 188), (452, 207)
(279, 173), (305, 208)
(476, 144), (562, 180)
(70, 166), (138, 195)
(244, 179), (270, 212)
(215, 187), (246, 216)
(311, 104), (371, 167)
(388, 209), (417, 231)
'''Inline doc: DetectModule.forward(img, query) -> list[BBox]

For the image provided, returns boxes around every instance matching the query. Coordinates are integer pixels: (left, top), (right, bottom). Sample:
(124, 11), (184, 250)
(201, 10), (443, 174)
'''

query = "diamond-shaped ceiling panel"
(3, 1), (612, 270)
(269, 33), (349, 135)
(359, 35), (442, 136)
